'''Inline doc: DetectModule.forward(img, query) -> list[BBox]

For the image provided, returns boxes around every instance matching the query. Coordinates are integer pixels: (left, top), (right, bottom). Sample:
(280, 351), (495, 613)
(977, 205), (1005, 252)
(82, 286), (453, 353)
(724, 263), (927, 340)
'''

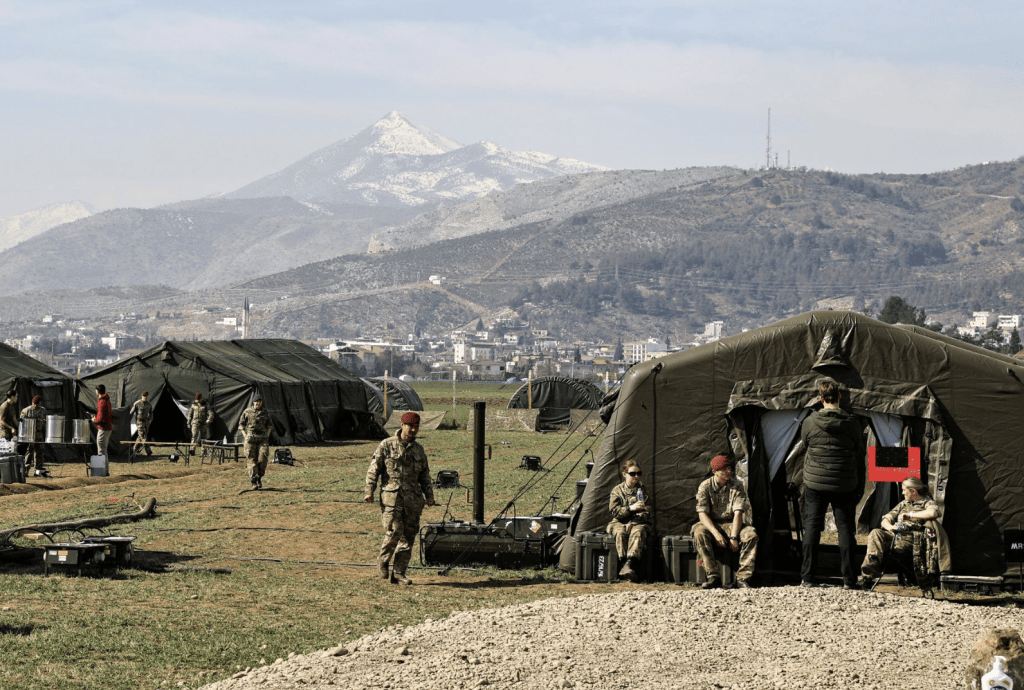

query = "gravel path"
(202, 586), (1023, 690)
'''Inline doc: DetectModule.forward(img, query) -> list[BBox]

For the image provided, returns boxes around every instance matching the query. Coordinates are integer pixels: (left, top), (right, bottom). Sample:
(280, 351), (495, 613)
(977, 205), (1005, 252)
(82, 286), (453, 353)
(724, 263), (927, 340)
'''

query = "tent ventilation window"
(811, 329), (852, 370)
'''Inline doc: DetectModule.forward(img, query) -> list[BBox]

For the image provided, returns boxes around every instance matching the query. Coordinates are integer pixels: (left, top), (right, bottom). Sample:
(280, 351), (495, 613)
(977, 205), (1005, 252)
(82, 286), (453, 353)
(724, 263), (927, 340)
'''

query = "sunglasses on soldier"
(627, 471), (642, 477)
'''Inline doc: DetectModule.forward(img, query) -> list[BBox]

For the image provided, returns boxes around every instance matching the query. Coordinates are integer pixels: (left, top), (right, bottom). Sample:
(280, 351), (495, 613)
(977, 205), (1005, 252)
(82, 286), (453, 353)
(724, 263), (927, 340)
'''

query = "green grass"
(0, 430), (608, 690)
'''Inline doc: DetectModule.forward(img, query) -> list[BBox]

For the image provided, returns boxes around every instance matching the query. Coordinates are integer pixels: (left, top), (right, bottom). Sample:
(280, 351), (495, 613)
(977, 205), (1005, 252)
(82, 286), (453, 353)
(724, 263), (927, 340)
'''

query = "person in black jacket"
(799, 380), (865, 589)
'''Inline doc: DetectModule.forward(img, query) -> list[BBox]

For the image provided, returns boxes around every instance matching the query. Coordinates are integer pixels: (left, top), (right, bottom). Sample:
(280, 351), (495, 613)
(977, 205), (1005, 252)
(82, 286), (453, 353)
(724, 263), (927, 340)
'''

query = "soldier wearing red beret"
(364, 411), (435, 584)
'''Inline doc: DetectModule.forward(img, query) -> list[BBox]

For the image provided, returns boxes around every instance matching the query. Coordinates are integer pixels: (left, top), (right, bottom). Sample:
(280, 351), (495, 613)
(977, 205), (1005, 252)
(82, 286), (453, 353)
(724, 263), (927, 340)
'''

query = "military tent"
(368, 377), (424, 415)
(0, 342), (76, 436)
(560, 311), (1024, 577)
(79, 339), (378, 456)
(507, 376), (604, 429)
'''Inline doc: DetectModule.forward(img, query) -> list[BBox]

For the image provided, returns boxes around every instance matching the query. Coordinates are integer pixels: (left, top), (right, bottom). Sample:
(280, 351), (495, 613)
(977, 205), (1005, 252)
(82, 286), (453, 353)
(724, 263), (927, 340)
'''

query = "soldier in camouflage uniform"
(187, 393), (210, 454)
(130, 391), (153, 457)
(607, 460), (651, 582)
(691, 455), (758, 588)
(20, 396), (48, 476)
(238, 394), (273, 490)
(364, 412), (436, 585)
(859, 476), (942, 589)
(0, 390), (18, 441)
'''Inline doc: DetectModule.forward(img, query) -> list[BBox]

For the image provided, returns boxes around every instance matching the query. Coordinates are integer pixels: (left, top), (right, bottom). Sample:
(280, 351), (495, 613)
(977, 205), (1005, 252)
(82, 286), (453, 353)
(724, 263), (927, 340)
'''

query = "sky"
(2, 0), (1023, 218)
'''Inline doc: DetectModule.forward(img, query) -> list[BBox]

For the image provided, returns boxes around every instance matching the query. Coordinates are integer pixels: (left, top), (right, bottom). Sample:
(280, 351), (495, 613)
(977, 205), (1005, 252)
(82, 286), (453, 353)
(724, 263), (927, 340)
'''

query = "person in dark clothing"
(800, 379), (865, 589)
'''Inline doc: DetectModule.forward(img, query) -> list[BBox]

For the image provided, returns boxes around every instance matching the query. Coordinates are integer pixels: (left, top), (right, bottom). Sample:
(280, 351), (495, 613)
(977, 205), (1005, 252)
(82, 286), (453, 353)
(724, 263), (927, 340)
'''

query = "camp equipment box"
(574, 531), (619, 582)
(0, 453), (25, 484)
(420, 521), (556, 569)
(494, 514), (571, 541)
(42, 542), (107, 576)
(661, 534), (734, 586)
(82, 535), (137, 568)
(940, 575), (1004, 595)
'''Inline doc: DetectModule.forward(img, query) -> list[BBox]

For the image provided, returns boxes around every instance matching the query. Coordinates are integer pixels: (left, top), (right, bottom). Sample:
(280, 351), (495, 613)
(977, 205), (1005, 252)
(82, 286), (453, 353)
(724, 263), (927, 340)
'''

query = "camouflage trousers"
(861, 528), (938, 586)
(244, 440), (269, 480)
(134, 422), (152, 456)
(190, 423), (208, 449)
(23, 440), (47, 470)
(607, 521), (651, 560)
(379, 506), (422, 575)
(691, 522), (759, 581)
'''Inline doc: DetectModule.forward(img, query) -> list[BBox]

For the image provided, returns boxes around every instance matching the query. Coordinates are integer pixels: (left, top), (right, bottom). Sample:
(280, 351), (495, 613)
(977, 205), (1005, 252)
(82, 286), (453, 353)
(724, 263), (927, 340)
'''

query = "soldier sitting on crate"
(691, 455), (758, 589)
(607, 460), (651, 582)
(858, 476), (950, 590)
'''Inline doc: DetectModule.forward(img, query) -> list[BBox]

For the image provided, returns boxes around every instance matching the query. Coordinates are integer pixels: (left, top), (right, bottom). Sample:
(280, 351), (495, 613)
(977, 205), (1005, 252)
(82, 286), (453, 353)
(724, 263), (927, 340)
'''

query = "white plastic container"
(90, 455), (108, 478)
(981, 655), (1013, 690)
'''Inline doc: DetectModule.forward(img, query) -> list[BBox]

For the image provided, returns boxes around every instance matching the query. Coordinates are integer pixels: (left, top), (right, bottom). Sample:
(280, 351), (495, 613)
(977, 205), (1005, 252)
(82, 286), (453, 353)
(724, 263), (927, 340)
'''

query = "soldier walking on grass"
(239, 394), (272, 490)
(364, 412), (435, 585)
(130, 391), (153, 457)
(187, 393), (210, 454)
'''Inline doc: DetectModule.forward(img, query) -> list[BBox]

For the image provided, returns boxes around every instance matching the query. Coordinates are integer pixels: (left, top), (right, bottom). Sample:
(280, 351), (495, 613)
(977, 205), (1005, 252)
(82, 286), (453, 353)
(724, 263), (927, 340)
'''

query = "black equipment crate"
(519, 455), (542, 471)
(940, 575), (1004, 595)
(82, 535), (137, 567)
(43, 542), (107, 576)
(0, 453), (25, 484)
(574, 531), (619, 582)
(434, 470), (461, 488)
(420, 521), (556, 569)
(661, 534), (734, 586)
(272, 448), (294, 465)
(494, 514), (571, 540)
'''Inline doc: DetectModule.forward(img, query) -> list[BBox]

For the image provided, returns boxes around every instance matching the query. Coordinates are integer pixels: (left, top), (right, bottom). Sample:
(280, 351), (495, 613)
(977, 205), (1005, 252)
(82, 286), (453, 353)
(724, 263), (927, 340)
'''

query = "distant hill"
(225, 111), (608, 208)
(367, 167), (739, 252)
(225, 160), (1024, 341)
(0, 201), (95, 253)
(0, 197), (420, 294)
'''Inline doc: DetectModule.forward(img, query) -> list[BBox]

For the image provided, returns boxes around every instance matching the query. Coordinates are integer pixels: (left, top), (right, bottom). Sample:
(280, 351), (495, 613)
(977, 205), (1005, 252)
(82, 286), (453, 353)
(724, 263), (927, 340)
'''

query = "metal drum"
(71, 419), (92, 444)
(45, 415), (65, 443)
(18, 418), (38, 441)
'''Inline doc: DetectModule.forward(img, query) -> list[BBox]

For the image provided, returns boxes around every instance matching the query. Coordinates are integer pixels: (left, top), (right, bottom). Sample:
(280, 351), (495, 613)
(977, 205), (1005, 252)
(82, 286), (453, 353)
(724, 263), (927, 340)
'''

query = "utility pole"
(765, 107), (772, 170)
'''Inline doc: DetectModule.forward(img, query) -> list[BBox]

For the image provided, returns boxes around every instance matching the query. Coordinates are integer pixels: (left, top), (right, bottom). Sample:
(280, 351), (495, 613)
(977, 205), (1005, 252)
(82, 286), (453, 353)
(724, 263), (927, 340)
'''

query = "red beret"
(195, 393), (203, 400)
(32, 395), (42, 404)
(401, 412), (421, 425)
(142, 391), (149, 396)
(710, 455), (730, 472)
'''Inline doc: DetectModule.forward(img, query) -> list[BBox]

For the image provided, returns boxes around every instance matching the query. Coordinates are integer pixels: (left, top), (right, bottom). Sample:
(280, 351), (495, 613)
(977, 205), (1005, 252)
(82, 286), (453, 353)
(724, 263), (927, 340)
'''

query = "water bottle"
(981, 655), (1013, 690)
(636, 487), (644, 503)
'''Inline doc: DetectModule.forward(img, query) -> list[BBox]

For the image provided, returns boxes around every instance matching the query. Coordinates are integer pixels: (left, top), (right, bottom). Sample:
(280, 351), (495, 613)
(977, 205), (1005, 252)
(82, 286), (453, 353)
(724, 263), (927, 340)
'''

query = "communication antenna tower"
(765, 107), (772, 170)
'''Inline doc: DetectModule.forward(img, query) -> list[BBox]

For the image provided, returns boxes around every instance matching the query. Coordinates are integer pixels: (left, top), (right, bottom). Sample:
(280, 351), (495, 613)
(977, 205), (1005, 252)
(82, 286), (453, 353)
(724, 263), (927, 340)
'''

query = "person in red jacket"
(93, 384), (113, 457)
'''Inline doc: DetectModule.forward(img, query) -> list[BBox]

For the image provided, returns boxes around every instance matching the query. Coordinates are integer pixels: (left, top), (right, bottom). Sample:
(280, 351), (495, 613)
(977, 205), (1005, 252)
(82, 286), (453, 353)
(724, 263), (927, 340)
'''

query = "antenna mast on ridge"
(765, 107), (772, 170)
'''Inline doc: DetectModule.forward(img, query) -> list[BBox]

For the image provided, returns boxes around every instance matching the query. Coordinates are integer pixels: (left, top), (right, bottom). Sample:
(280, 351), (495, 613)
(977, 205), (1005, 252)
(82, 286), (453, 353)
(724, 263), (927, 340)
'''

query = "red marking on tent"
(867, 446), (921, 483)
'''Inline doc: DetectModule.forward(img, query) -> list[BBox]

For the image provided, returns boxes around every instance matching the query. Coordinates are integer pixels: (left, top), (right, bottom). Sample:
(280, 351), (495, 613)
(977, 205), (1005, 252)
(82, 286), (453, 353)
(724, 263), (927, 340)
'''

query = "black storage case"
(661, 534), (735, 586)
(574, 531), (619, 582)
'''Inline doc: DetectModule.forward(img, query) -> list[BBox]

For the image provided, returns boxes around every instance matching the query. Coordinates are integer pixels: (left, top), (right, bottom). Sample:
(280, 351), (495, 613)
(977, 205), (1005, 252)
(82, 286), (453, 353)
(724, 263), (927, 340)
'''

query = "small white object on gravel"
(200, 587), (1024, 689)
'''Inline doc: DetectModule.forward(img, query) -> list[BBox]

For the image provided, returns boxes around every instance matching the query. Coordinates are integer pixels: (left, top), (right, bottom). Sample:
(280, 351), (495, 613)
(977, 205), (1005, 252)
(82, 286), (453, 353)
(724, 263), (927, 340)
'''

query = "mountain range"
(3, 110), (1024, 345)
(0, 113), (608, 295)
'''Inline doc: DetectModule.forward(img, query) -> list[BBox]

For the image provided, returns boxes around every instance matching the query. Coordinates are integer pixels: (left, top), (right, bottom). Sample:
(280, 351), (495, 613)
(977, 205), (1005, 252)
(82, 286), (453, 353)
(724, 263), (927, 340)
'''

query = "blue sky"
(2, 1), (1022, 217)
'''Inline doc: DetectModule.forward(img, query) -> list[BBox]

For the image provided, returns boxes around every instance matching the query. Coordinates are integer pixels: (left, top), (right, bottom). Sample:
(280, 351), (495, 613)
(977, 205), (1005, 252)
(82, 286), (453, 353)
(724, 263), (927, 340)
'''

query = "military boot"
(377, 558), (390, 580)
(390, 570), (413, 585)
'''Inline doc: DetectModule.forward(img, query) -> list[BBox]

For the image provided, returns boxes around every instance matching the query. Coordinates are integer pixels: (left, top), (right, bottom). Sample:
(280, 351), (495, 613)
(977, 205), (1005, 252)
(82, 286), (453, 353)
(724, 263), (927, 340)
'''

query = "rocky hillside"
(367, 167), (739, 252)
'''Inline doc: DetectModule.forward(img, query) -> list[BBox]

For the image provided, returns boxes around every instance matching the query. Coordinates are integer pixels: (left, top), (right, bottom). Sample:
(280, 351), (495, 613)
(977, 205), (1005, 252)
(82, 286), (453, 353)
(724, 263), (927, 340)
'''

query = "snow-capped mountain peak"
(225, 113), (608, 208)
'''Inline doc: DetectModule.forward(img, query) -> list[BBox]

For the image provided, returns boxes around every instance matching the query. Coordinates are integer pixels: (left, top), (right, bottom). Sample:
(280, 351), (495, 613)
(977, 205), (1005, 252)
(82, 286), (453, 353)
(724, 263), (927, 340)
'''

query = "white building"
(704, 321), (724, 338)
(970, 311), (995, 329)
(624, 338), (668, 364)
(998, 315), (1021, 332)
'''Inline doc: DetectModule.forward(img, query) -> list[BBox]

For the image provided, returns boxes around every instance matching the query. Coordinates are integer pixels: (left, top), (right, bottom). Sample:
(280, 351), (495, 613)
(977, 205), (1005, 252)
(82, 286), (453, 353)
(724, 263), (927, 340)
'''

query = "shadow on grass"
(0, 623), (39, 636)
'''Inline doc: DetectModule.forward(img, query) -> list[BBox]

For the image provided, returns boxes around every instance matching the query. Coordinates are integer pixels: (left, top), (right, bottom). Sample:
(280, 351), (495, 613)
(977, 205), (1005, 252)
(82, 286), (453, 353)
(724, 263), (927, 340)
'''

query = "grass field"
(0, 427), (623, 690)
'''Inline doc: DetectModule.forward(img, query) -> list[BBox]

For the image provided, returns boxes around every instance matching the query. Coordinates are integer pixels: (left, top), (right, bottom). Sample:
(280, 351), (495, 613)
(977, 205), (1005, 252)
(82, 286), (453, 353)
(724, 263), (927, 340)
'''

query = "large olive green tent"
(561, 311), (1024, 577)
(0, 343), (76, 420)
(79, 339), (378, 456)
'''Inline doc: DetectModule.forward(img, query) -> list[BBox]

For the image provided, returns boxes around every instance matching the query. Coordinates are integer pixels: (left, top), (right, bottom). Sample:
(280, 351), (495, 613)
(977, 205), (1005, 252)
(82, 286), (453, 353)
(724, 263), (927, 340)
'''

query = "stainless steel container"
(18, 418), (38, 440)
(71, 419), (92, 444)
(45, 415), (65, 443)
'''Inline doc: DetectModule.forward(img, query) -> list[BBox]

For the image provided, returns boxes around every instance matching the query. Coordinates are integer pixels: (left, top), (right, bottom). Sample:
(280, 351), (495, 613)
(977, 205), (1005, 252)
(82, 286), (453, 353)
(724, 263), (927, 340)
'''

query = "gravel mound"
(202, 586), (1024, 689)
